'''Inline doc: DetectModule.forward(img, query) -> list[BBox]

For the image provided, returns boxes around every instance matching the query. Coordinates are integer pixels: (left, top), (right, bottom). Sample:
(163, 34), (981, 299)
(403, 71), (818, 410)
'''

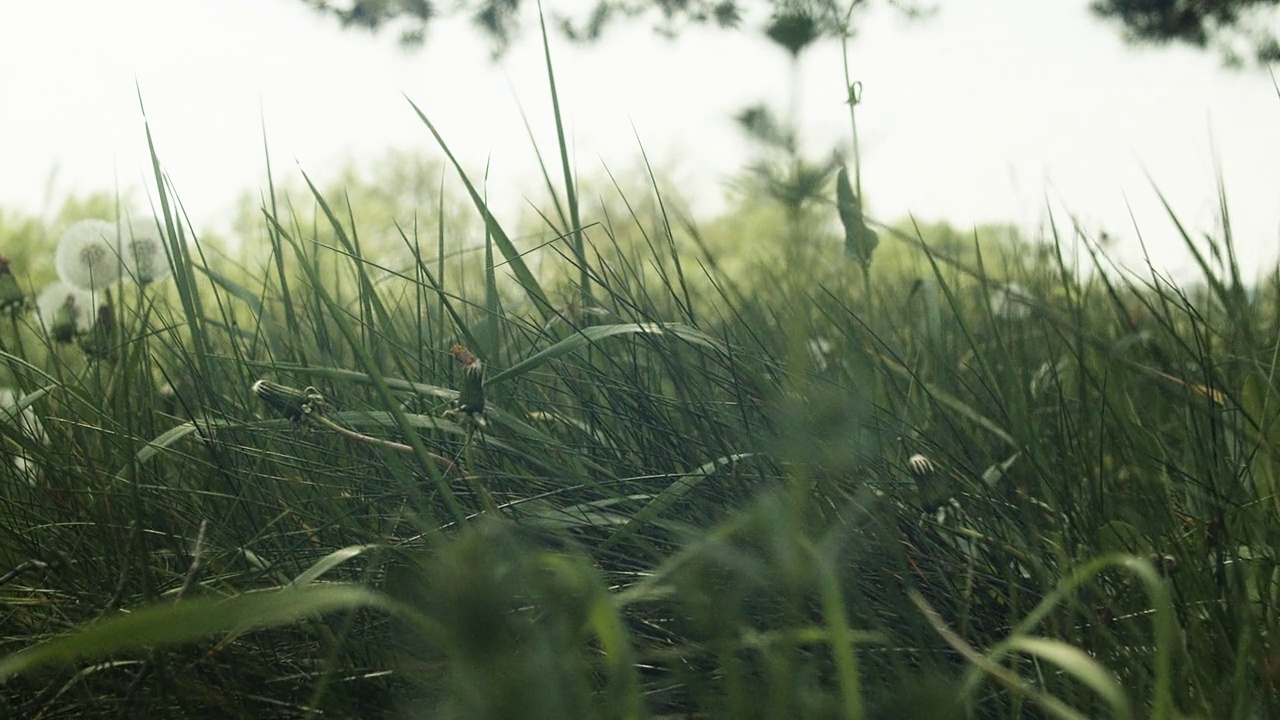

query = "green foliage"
(297, 0), (928, 52)
(229, 149), (477, 282)
(2, 23), (1278, 720)
(297, 0), (1280, 68)
(0, 143), (1273, 716)
(1092, 0), (1280, 66)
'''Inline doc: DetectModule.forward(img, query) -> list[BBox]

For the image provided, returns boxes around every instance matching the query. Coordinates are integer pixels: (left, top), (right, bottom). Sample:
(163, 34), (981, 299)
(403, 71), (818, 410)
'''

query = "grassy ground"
(0, 45), (1277, 720)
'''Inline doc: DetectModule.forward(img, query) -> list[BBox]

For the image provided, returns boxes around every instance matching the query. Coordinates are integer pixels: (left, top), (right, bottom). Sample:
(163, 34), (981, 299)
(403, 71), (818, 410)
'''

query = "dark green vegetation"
(1, 35), (1278, 720)
(1, 157), (1276, 720)
(302, 0), (1280, 67)
(1091, 0), (1280, 65)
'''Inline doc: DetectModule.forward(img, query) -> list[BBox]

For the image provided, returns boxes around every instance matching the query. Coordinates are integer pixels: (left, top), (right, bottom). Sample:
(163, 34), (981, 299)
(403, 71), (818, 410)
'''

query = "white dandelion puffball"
(122, 215), (172, 285)
(35, 281), (96, 343)
(55, 219), (122, 291)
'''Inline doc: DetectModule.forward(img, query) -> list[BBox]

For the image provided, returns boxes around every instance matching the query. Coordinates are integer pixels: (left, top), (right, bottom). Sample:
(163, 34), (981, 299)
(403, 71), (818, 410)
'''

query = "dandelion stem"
(314, 415), (464, 477)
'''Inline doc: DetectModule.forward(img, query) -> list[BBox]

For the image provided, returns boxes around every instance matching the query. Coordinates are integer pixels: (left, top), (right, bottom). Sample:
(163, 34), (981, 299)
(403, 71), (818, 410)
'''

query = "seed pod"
(837, 166), (878, 269)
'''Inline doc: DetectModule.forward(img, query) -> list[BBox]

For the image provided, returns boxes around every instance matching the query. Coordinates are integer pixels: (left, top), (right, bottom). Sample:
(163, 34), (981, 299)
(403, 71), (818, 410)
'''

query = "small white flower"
(989, 283), (1031, 319)
(35, 281), (96, 343)
(0, 387), (47, 485)
(121, 215), (171, 285)
(55, 219), (122, 291)
(806, 337), (834, 371)
(0, 388), (45, 441)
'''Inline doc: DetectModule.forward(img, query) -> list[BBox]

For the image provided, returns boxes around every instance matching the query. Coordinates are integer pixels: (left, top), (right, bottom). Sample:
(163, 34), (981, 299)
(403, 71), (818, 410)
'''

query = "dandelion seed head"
(55, 219), (122, 291)
(122, 216), (171, 285)
(35, 281), (95, 343)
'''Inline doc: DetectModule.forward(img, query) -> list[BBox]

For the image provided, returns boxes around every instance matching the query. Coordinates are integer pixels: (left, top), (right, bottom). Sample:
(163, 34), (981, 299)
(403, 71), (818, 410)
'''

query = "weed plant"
(0, 25), (1276, 720)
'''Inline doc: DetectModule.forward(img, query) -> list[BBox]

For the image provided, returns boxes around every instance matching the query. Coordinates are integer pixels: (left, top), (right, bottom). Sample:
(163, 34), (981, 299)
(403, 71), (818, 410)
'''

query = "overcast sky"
(1, 0), (1277, 279)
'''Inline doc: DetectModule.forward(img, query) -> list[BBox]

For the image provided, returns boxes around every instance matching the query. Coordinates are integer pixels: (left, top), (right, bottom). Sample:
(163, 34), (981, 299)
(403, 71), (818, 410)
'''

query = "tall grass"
(0, 34), (1276, 720)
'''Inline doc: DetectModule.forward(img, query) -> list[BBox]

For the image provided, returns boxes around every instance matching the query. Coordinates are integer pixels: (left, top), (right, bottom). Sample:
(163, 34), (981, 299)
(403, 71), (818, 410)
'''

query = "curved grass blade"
(488, 322), (729, 385)
(288, 544), (382, 588)
(534, 3), (590, 307)
(600, 453), (754, 553)
(405, 96), (552, 318)
(0, 585), (391, 682)
(245, 362), (459, 403)
(958, 554), (1177, 719)
(518, 496), (640, 531)
(870, 348), (1017, 448)
(1005, 636), (1130, 717)
(114, 417), (262, 483)
(193, 263), (265, 316)
(248, 364), (619, 480)
(328, 411), (585, 481)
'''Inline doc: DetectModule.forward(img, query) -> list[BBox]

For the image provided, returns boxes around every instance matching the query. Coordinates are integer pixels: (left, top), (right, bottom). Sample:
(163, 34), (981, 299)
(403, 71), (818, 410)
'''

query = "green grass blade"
(488, 322), (729, 385)
(405, 97), (552, 318)
(1005, 637), (1130, 718)
(0, 585), (392, 682)
(600, 453), (754, 552)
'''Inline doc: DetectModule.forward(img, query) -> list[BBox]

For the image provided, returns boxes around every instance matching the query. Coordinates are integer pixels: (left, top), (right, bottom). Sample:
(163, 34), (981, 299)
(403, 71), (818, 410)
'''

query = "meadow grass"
(0, 43), (1277, 720)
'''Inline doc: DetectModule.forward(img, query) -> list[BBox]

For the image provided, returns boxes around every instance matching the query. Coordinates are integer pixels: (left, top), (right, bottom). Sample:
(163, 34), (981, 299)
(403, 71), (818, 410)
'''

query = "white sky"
(1, 0), (1277, 279)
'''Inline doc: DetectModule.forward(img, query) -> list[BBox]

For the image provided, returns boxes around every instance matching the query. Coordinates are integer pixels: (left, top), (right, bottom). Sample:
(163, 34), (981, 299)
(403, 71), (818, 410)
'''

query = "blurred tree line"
(295, 0), (1280, 66)
(0, 150), (1049, 316)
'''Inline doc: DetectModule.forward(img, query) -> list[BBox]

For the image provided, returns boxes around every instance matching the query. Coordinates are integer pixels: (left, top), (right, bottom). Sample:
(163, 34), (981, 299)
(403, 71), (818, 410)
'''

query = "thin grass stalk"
(274, 219), (466, 526)
(535, 0), (590, 308)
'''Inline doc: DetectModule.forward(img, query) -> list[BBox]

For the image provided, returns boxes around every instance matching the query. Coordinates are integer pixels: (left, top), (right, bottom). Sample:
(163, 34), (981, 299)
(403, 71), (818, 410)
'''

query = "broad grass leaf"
(600, 453), (754, 553)
(489, 322), (729, 385)
(288, 544), (382, 588)
(115, 418), (258, 483)
(194, 264), (265, 316)
(0, 585), (391, 681)
(1005, 636), (1130, 717)
(406, 97), (552, 317)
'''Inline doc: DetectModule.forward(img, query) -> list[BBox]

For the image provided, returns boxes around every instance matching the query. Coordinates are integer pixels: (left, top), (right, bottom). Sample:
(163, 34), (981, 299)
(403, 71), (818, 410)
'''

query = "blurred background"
(0, 0), (1277, 277)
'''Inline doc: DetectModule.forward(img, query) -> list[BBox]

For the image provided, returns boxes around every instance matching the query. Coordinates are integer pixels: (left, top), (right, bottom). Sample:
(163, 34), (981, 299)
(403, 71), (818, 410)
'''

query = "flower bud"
(449, 344), (486, 419)
(252, 380), (327, 424)
(0, 255), (24, 312)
